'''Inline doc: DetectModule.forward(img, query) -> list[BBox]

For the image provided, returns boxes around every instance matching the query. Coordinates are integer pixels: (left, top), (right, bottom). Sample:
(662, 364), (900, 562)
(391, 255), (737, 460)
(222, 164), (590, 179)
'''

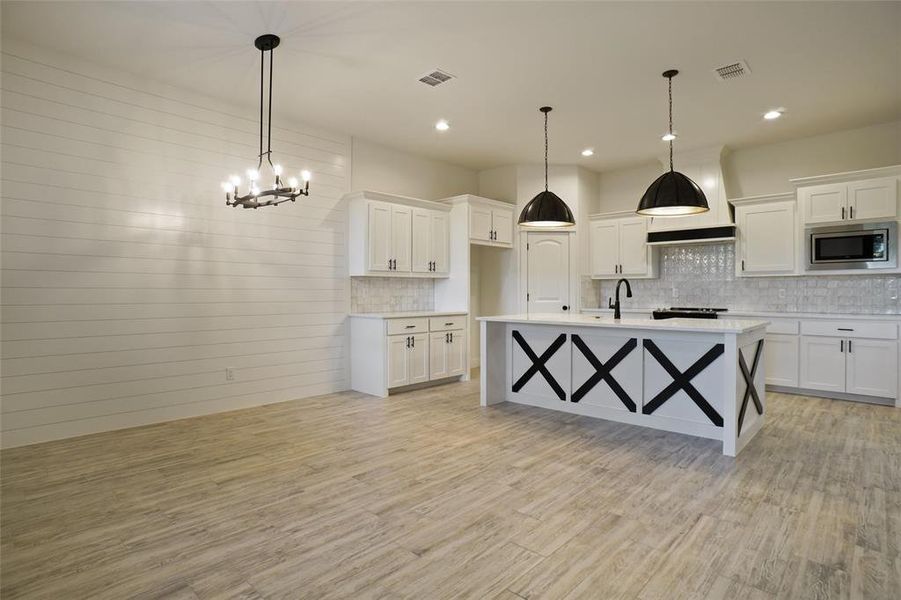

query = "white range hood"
(645, 146), (736, 245)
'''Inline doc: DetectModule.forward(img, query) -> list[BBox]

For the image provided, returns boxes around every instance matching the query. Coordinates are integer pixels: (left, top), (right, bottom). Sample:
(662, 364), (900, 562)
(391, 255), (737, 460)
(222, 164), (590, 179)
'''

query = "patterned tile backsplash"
(351, 277), (435, 313)
(584, 243), (901, 315)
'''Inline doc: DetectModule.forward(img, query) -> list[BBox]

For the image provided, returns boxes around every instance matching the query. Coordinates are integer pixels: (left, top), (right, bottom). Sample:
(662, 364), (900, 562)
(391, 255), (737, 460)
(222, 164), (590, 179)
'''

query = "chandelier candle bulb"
(301, 170), (312, 182)
(273, 164), (283, 176)
(288, 177), (299, 189)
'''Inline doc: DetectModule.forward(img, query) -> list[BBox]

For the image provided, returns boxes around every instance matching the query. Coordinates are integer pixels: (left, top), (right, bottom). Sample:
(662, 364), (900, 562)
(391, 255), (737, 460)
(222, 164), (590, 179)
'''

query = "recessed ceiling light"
(764, 109), (783, 120)
(581, 148), (594, 157)
(435, 119), (450, 131)
(661, 132), (677, 142)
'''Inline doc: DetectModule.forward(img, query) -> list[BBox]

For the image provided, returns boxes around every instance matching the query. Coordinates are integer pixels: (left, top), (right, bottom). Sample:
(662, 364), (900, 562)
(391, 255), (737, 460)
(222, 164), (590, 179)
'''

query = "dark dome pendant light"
(518, 106), (575, 228)
(636, 70), (709, 217)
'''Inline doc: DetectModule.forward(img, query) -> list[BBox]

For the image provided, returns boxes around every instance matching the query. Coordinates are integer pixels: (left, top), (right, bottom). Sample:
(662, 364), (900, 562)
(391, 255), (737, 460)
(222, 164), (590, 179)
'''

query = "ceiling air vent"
(418, 69), (455, 87)
(713, 60), (751, 82)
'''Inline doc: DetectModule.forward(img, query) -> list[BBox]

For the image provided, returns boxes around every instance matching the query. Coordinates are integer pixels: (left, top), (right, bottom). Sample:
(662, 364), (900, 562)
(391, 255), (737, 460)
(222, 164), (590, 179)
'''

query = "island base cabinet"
(570, 332), (641, 413)
(765, 334), (799, 387)
(799, 336), (846, 393)
(846, 339), (898, 398)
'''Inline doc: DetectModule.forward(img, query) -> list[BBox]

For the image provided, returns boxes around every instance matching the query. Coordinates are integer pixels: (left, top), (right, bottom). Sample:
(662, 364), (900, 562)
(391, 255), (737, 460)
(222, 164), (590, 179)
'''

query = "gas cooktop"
(651, 307), (728, 320)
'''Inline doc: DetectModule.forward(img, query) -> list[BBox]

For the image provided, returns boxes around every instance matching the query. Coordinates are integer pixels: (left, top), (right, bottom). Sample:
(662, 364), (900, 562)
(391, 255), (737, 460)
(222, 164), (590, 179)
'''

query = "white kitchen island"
(479, 314), (770, 456)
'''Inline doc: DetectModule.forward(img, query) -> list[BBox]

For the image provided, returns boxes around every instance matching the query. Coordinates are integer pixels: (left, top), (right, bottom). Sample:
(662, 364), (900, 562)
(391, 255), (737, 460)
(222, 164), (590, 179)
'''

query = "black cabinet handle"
(405, 325), (415, 329)
(450, 332), (453, 343)
(445, 333), (449, 343)
(406, 336), (410, 348)
(850, 206), (854, 219)
(848, 340), (852, 353)
(837, 328), (854, 331)
(840, 340), (844, 352)
(841, 206), (846, 220)
(411, 336), (415, 348)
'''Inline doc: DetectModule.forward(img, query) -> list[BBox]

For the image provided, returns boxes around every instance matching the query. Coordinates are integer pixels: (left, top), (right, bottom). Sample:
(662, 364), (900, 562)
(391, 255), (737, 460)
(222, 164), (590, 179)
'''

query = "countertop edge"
(350, 311), (468, 319)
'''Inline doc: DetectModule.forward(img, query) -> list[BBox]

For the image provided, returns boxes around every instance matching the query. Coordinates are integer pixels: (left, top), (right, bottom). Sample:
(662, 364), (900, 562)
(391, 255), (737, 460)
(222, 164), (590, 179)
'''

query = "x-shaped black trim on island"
(511, 331), (567, 401)
(570, 336), (637, 411)
(737, 339), (765, 435)
(642, 340), (725, 427)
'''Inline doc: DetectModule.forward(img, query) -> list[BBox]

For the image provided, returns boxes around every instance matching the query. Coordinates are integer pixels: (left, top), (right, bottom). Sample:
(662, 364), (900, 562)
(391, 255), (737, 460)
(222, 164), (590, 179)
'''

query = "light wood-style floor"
(2, 375), (900, 599)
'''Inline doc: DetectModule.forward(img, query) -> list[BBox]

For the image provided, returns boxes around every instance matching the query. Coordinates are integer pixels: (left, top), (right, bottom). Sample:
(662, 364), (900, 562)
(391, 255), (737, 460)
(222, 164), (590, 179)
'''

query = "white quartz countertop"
(581, 307), (901, 321)
(477, 313), (769, 334)
(350, 311), (467, 319)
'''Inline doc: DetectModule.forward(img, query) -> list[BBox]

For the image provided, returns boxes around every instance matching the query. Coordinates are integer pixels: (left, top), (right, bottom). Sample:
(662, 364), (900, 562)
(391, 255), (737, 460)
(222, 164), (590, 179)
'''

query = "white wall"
(0, 42), (351, 447)
(597, 120), (901, 212)
(351, 137), (477, 200)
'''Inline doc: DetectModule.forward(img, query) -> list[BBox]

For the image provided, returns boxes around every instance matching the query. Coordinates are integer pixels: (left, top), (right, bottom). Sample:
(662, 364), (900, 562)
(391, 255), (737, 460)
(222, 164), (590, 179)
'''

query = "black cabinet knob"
(562, 305), (569, 311)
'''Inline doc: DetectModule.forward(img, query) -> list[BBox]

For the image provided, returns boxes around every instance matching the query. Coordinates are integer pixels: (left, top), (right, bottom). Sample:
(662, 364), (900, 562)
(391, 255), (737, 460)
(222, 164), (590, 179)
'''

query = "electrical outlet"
(225, 367), (235, 381)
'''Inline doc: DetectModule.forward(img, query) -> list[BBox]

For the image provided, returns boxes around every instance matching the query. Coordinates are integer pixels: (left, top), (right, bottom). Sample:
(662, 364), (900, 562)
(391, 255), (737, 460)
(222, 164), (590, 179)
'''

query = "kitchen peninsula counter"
(478, 313), (770, 455)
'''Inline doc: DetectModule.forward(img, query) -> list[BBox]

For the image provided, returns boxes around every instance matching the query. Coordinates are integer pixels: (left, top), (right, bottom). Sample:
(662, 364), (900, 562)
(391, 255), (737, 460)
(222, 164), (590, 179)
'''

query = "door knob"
(562, 305), (569, 311)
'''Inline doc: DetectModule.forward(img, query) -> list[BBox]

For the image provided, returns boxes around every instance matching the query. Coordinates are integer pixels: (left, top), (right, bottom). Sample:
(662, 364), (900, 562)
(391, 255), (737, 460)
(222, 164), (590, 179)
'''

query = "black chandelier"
(636, 69), (708, 216)
(222, 34), (310, 209)
(518, 106), (575, 228)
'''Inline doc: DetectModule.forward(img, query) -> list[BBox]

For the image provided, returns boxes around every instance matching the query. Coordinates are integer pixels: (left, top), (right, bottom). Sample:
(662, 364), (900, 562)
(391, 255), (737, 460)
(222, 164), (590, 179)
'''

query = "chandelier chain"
(258, 48), (264, 169)
(267, 45), (274, 168)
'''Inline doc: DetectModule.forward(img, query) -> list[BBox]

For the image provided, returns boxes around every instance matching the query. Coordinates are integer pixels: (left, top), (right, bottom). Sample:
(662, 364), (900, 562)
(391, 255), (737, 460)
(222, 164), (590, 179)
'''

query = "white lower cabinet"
(800, 331), (899, 399)
(765, 334), (799, 387)
(846, 338), (898, 398)
(799, 336), (847, 393)
(430, 329), (466, 380)
(387, 332), (429, 388)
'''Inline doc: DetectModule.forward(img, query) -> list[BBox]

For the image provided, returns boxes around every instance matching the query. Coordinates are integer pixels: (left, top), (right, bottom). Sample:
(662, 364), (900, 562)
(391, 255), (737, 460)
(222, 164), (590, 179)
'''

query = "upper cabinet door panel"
(589, 221), (619, 278)
(411, 208), (431, 273)
(367, 201), (392, 272)
(739, 201), (796, 274)
(430, 211), (449, 274)
(802, 183), (847, 224)
(618, 218), (649, 276)
(470, 205), (493, 242)
(847, 177), (898, 221)
(390, 205), (412, 272)
(491, 207), (514, 246)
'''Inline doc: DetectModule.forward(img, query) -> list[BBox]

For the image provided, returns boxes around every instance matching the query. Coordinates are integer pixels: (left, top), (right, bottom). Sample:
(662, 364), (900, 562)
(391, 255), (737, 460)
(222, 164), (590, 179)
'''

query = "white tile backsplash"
(583, 243), (901, 314)
(351, 277), (435, 313)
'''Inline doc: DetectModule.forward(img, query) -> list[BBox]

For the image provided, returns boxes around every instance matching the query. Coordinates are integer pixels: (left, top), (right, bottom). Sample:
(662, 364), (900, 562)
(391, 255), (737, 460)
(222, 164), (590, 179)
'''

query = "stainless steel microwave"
(806, 222), (896, 270)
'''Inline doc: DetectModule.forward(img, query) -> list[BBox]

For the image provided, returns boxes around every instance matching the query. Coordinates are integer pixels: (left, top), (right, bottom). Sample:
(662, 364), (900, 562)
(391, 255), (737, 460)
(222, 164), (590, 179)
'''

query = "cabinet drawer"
(800, 320), (898, 340)
(430, 316), (465, 332)
(766, 319), (799, 335)
(386, 318), (429, 335)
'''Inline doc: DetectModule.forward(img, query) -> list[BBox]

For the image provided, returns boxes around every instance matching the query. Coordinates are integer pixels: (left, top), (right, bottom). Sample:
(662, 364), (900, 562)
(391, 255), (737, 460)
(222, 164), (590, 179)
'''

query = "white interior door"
(391, 205), (412, 272)
(526, 232), (571, 314)
(618, 218), (649, 276)
(368, 201), (392, 272)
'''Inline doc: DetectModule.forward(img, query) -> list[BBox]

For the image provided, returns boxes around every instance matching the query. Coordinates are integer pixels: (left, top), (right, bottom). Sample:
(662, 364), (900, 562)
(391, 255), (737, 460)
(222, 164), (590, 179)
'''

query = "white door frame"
(519, 230), (577, 315)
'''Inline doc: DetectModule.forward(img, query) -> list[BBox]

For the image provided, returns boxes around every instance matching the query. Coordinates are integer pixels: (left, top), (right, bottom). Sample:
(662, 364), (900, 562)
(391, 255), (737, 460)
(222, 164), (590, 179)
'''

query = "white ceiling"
(3, 1), (900, 171)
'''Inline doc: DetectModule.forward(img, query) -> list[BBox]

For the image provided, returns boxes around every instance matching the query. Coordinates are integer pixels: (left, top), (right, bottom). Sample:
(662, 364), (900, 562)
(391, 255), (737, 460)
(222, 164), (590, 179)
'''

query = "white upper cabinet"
(411, 208), (449, 275)
(470, 204), (493, 242)
(449, 195), (515, 247)
(491, 208), (513, 246)
(589, 213), (656, 279)
(732, 194), (797, 276)
(347, 191), (451, 277)
(848, 177), (898, 221)
(796, 170), (899, 225)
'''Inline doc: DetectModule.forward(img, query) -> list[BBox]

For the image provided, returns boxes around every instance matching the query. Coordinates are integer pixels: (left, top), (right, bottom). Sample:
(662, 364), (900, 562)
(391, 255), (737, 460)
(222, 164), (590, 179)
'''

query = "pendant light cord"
(267, 45), (274, 169)
(668, 74), (674, 173)
(544, 109), (549, 191)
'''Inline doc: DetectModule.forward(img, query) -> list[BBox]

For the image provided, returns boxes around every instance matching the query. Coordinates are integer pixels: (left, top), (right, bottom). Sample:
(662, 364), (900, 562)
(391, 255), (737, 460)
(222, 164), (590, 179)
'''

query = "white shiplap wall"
(0, 43), (350, 447)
